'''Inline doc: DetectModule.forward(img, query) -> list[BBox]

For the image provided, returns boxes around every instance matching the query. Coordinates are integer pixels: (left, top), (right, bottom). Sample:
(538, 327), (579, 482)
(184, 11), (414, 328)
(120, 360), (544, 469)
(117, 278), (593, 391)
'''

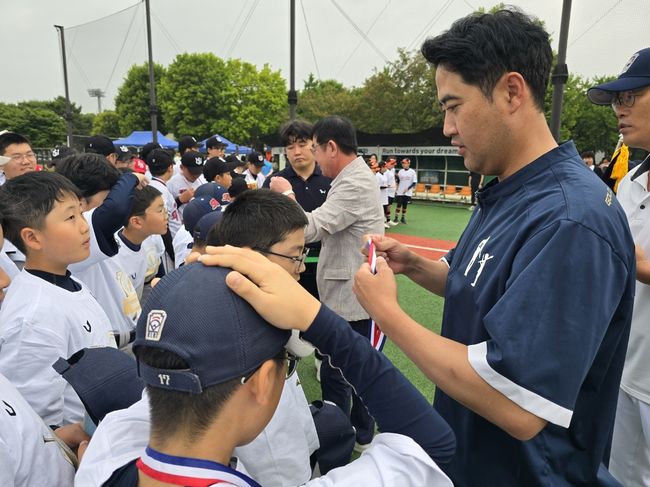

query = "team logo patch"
(51, 148), (60, 157)
(621, 52), (640, 74)
(146, 310), (167, 341)
(195, 156), (203, 166)
(222, 192), (231, 202)
(258, 155), (264, 162)
(605, 190), (613, 207)
(120, 145), (129, 152)
(209, 197), (220, 210)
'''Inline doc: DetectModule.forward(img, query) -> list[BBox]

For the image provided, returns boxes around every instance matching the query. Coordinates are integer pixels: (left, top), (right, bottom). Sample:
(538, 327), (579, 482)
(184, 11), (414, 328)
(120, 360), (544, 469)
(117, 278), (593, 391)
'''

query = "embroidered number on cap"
(158, 374), (170, 386)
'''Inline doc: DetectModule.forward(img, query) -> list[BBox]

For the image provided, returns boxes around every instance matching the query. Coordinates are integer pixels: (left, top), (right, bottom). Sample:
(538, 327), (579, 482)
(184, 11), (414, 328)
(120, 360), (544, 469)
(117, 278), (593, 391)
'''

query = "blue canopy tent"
(199, 134), (252, 155)
(113, 131), (178, 149)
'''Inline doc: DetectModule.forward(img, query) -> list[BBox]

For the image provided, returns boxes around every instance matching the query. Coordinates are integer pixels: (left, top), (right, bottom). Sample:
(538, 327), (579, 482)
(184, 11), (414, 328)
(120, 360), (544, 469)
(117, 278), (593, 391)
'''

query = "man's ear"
(502, 72), (526, 113)
(20, 227), (43, 252)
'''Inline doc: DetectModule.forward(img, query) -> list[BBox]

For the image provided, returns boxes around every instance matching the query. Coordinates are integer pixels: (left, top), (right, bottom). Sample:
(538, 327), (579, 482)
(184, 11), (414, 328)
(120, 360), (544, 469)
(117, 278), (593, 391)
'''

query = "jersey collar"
(137, 446), (261, 487)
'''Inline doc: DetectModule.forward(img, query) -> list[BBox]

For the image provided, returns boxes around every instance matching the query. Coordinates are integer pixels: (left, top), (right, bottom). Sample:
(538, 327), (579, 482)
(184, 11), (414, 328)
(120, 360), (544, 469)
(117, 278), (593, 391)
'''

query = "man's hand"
(198, 246), (320, 331)
(54, 423), (90, 452)
(269, 176), (292, 194)
(354, 257), (400, 320)
(361, 234), (416, 275)
(133, 172), (149, 189)
(178, 187), (195, 204)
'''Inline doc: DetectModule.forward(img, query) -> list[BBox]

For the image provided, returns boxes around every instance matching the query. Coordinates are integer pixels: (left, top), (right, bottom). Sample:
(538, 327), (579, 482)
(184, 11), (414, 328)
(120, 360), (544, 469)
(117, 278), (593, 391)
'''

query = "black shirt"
(262, 163), (331, 213)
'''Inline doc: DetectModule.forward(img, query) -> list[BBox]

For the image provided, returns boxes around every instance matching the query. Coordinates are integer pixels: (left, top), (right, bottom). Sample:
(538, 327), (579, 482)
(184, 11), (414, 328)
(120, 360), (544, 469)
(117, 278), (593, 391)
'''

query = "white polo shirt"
(616, 160), (650, 404)
(396, 168), (417, 197)
(0, 373), (76, 486)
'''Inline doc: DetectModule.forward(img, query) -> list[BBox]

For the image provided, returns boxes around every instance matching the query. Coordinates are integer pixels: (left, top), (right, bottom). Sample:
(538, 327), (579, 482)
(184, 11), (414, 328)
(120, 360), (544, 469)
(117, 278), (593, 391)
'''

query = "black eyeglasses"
(611, 90), (647, 108)
(255, 247), (310, 273)
(240, 351), (299, 384)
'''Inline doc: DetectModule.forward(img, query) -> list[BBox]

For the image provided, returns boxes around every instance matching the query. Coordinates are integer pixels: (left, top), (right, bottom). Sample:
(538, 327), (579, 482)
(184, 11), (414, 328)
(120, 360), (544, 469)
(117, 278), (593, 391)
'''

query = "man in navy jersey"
(354, 8), (635, 486)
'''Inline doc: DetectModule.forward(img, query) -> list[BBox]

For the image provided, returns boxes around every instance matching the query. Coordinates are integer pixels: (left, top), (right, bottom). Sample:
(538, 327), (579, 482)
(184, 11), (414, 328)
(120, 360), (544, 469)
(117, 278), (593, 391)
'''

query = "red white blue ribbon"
(137, 446), (261, 487)
(367, 239), (387, 351)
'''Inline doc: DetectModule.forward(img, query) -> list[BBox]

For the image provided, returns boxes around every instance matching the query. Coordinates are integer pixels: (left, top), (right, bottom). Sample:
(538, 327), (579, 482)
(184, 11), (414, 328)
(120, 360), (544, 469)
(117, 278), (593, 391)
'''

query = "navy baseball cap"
(52, 347), (144, 425)
(206, 135), (227, 149)
(51, 145), (76, 161)
(85, 135), (117, 156)
(146, 149), (174, 173)
(194, 181), (230, 203)
(140, 142), (163, 161)
(178, 136), (200, 154)
(228, 176), (249, 198)
(203, 157), (236, 182)
(180, 150), (205, 175)
(588, 47), (650, 105)
(115, 144), (133, 162)
(247, 151), (266, 167)
(133, 264), (291, 393)
(183, 195), (222, 235)
(194, 211), (223, 241)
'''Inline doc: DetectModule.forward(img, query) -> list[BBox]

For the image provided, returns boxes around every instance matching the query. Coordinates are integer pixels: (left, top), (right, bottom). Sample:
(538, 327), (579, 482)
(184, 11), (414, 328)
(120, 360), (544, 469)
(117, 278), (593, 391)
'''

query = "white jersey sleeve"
(304, 433), (452, 487)
(172, 227), (194, 269)
(0, 374), (75, 487)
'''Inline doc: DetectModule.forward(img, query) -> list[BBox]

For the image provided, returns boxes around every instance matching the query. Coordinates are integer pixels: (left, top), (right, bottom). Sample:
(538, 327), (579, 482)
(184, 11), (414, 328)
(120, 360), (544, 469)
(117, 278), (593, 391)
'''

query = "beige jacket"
(305, 157), (385, 321)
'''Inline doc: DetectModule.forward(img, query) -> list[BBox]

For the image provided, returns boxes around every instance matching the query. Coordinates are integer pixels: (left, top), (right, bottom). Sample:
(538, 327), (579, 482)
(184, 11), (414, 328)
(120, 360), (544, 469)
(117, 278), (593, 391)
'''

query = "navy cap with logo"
(133, 264), (290, 393)
(140, 142), (163, 162)
(182, 195), (223, 235)
(85, 135), (117, 157)
(206, 135), (227, 150)
(195, 181), (230, 203)
(51, 145), (76, 161)
(203, 156), (236, 182)
(115, 144), (133, 162)
(178, 136), (200, 154)
(180, 150), (205, 175)
(53, 347), (144, 425)
(146, 149), (174, 173)
(588, 47), (650, 105)
(247, 151), (266, 167)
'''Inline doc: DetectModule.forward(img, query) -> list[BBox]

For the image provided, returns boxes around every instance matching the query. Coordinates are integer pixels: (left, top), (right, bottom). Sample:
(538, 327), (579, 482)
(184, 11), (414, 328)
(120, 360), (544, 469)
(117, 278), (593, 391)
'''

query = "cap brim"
(587, 77), (650, 105)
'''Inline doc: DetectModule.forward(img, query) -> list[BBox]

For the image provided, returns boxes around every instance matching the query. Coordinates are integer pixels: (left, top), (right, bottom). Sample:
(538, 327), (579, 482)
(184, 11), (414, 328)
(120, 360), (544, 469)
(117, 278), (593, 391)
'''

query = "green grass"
(297, 202), (469, 404)
(386, 201), (472, 241)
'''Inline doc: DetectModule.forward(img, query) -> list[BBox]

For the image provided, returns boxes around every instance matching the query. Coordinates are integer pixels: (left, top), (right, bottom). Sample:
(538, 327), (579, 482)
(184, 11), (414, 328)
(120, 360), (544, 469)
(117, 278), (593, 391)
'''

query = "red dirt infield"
(389, 233), (456, 260)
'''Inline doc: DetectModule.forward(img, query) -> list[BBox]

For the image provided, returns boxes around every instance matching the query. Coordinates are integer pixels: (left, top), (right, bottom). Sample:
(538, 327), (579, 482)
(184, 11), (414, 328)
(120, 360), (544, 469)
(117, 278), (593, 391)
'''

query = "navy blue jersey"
(437, 142), (635, 486)
(262, 163), (331, 213)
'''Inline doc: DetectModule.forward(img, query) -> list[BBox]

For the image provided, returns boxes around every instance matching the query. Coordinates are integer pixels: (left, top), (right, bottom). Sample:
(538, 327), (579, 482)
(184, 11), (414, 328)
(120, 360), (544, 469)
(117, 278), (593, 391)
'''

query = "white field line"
(403, 243), (450, 253)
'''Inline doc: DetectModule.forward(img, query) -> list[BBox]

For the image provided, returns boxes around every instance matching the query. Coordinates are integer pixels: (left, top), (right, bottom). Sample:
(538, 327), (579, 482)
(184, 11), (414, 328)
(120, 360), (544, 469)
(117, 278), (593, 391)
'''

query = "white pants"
(610, 388), (650, 487)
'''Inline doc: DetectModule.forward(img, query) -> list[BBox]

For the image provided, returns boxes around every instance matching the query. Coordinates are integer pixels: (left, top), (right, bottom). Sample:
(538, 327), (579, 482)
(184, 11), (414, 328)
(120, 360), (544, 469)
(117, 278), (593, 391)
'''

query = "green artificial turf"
(297, 202), (469, 404)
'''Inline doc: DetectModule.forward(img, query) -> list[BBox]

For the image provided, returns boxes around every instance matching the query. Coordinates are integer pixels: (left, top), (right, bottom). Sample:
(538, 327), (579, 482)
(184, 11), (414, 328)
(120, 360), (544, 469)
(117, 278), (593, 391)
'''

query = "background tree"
(92, 110), (121, 137)
(297, 75), (359, 122)
(0, 103), (66, 147)
(18, 97), (94, 136)
(114, 62), (167, 135)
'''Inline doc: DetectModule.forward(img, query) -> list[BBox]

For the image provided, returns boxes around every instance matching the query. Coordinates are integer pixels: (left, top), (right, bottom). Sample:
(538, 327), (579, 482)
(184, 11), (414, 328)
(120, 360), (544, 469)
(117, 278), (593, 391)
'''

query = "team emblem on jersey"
(146, 310), (167, 341)
(464, 236), (494, 287)
(209, 198), (220, 210)
(605, 190), (613, 207)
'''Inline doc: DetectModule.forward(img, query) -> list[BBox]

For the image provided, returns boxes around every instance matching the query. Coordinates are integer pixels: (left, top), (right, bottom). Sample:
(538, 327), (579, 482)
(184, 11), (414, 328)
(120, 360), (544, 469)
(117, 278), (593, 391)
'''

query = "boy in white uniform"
(166, 151), (206, 216)
(243, 151), (267, 189)
(57, 154), (146, 349)
(0, 172), (116, 425)
(394, 157), (417, 224)
(376, 161), (390, 228)
(112, 186), (168, 300)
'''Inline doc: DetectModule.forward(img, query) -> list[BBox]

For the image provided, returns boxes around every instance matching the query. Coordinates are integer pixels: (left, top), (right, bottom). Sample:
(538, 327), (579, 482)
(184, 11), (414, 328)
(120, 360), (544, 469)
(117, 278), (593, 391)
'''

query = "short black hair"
(581, 151), (595, 159)
(312, 116), (358, 155)
(279, 119), (314, 146)
(55, 153), (121, 199)
(138, 346), (285, 442)
(0, 172), (82, 254)
(0, 132), (31, 156)
(127, 185), (162, 223)
(207, 189), (307, 249)
(421, 8), (552, 111)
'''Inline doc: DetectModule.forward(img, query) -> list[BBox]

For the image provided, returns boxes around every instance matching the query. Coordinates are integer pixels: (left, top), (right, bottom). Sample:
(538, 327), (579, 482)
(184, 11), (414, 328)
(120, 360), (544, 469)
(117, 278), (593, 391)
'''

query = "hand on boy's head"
(269, 176), (291, 193)
(133, 172), (149, 189)
(198, 245), (321, 332)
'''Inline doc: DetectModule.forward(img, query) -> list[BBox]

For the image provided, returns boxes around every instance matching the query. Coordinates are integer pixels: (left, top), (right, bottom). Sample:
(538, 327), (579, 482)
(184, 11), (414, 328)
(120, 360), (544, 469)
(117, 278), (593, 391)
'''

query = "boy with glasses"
(0, 132), (37, 185)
